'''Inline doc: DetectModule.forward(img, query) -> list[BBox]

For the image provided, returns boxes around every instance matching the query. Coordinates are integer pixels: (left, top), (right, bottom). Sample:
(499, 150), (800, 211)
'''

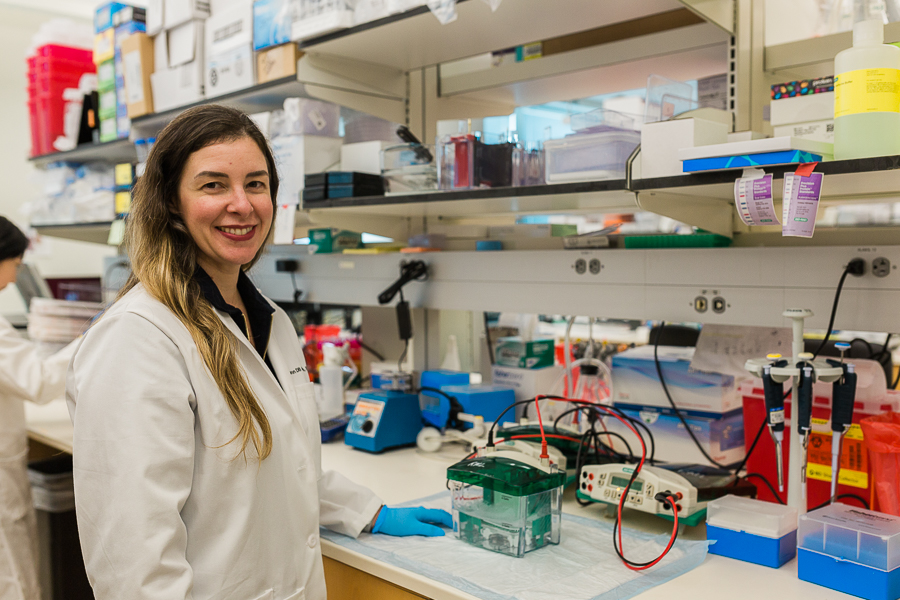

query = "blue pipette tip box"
(798, 504), (900, 600)
(706, 495), (797, 568)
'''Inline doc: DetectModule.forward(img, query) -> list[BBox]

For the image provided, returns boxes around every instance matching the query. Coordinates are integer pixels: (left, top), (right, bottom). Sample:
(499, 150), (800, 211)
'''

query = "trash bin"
(861, 412), (900, 516)
(27, 454), (92, 600)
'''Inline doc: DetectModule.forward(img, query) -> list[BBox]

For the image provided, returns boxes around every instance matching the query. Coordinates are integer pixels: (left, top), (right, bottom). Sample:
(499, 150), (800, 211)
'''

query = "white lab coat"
(67, 284), (383, 600)
(0, 315), (74, 600)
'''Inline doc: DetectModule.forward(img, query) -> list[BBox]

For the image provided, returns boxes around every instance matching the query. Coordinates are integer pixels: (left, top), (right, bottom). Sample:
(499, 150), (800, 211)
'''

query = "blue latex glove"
(372, 506), (453, 537)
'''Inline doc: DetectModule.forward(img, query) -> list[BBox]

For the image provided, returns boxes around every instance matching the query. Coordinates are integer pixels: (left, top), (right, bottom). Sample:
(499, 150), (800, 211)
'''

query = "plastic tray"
(544, 129), (639, 183)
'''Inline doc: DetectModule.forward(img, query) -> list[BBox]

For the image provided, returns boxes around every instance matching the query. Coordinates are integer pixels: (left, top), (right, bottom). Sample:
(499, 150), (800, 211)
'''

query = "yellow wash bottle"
(834, 18), (900, 159)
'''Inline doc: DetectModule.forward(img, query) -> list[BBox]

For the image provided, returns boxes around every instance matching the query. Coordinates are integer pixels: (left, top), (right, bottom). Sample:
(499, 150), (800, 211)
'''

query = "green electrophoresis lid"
(447, 455), (566, 496)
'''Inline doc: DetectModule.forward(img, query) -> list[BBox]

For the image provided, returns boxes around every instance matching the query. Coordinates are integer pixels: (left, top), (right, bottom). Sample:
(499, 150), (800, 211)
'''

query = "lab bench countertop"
(26, 400), (856, 600)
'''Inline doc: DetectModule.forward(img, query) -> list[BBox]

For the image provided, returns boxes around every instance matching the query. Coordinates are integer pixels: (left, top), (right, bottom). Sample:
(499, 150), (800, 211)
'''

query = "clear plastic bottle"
(317, 344), (345, 422)
(834, 18), (900, 159)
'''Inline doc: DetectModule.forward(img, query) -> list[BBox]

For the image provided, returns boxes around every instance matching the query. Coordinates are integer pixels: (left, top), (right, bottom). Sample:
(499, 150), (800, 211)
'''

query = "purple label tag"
(782, 172), (823, 238)
(734, 173), (779, 226)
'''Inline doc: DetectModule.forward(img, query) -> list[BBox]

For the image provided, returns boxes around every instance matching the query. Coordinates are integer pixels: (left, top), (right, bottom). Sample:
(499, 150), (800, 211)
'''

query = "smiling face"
(0, 256), (21, 292)
(178, 137), (274, 281)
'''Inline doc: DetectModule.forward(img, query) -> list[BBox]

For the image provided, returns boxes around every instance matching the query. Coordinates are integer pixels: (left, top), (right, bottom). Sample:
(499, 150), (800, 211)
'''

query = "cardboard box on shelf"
(146, 0), (164, 35)
(94, 29), (115, 64)
(253, 0), (296, 51)
(95, 2), (131, 33)
(150, 59), (205, 112)
(99, 116), (117, 142)
(256, 43), (302, 83)
(153, 31), (169, 73)
(121, 33), (155, 117)
(168, 19), (203, 68)
(205, 3), (254, 98)
(164, 0), (210, 29)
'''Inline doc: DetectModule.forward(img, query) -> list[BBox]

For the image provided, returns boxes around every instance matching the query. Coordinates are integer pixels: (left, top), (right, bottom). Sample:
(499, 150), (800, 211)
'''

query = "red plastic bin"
(34, 44), (92, 63)
(742, 382), (900, 510)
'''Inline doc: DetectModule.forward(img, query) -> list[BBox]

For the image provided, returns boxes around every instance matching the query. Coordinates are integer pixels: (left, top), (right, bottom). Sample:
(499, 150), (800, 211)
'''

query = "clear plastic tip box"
(706, 495), (798, 568)
(447, 453), (565, 557)
(799, 503), (900, 600)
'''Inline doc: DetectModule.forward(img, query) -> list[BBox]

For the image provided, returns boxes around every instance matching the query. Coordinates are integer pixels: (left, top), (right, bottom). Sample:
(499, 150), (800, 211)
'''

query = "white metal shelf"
(299, 0), (684, 71)
(440, 23), (728, 107)
(29, 139), (137, 167)
(32, 222), (113, 245)
(765, 21), (900, 78)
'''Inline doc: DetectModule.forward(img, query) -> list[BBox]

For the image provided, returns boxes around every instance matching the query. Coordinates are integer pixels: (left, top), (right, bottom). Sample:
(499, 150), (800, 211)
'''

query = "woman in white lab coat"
(67, 105), (451, 600)
(0, 216), (75, 600)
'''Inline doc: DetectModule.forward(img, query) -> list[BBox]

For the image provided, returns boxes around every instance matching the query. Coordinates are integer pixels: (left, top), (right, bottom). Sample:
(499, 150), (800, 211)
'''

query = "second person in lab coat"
(66, 105), (451, 600)
(0, 216), (77, 600)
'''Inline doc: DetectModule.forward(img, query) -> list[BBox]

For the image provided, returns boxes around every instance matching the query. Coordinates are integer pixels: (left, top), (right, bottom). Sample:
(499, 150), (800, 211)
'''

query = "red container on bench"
(742, 380), (900, 510)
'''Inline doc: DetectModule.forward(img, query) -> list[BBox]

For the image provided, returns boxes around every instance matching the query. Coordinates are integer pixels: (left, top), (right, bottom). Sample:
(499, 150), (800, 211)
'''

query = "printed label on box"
(806, 420), (868, 488)
(123, 50), (145, 103)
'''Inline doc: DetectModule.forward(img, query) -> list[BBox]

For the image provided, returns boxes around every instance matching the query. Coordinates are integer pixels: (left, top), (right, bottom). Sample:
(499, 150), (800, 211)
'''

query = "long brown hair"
(119, 105), (280, 460)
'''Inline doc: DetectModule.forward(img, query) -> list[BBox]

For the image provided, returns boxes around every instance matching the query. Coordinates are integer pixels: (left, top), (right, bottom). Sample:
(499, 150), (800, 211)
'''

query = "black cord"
(811, 494), (870, 511)
(653, 323), (732, 470)
(742, 473), (785, 504)
(359, 340), (385, 362)
(398, 339), (409, 372)
(849, 337), (875, 359)
(483, 312), (495, 365)
(813, 262), (860, 359)
(290, 271), (303, 309)
(552, 406), (638, 462)
(729, 419), (768, 484)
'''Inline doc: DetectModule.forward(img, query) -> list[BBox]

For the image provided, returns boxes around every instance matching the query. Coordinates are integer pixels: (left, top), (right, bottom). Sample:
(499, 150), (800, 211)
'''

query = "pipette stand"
(744, 309), (843, 515)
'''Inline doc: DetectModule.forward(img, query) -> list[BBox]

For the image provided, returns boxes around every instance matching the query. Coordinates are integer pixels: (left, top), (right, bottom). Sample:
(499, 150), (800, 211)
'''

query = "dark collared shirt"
(194, 266), (279, 384)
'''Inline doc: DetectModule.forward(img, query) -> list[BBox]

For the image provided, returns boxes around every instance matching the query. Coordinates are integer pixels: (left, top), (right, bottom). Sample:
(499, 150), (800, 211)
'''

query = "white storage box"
(707, 495), (798, 568)
(167, 19), (203, 68)
(773, 120), (834, 143)
(164, 0), (210, 29)
(543, 129), (640, 183)
(770, 92), (834, 127)
(291, 0), (354, 41)
(640, 117), (728, 179)
(151, 59), (205, 111)
(205, 4), (255, 97)
(341, 140), (393, 174)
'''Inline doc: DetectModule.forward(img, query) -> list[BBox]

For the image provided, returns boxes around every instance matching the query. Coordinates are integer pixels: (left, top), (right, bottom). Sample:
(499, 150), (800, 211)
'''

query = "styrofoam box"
(271, 134), (343, 205)
(341, 140), (393, 175)
(773, 120), (834, 144)
(640, 117), (728, 179)
(799, 504), (900, 600)
(770, 92), (834, 127)
(707, 495), (798, 568)
(544, 129), (640, 183)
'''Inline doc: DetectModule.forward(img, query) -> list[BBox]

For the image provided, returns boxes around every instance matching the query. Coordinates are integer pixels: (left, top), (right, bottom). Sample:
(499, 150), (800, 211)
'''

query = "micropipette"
(796, 353), (814, 497)
(762, 354), (788, 493)
(829, 361), (856, 502)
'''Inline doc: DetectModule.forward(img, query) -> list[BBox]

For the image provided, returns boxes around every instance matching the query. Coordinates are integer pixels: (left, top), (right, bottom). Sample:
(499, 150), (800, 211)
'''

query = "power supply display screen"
(610, 475), (642, 492)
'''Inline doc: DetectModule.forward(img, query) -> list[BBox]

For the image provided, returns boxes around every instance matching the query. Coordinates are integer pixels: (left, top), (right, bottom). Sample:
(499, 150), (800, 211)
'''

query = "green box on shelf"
(97, 59), (116, 92)
(99, 116), (117, 143)
(308, 228), (363, 253)
(495, 337), (555, 369)
(98, 89), (117, 119)
(623, 233), (732, 249)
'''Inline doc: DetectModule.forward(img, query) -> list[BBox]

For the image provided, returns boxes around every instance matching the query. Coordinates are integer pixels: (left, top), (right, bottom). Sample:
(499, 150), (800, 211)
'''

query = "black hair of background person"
(0, 217), (29, 262)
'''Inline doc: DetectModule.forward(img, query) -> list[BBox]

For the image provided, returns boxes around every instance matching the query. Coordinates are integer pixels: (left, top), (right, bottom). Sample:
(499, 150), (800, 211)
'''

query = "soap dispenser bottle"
(834, 17), (900, 159)
(318, 343), (346, 422)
